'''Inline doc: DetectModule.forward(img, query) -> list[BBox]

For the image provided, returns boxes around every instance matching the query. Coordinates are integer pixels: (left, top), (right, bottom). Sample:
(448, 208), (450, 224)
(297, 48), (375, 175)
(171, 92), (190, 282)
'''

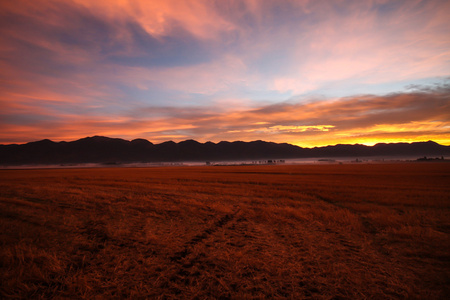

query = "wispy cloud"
(2, 84), (448, 146)
(0, 0), (449, 145)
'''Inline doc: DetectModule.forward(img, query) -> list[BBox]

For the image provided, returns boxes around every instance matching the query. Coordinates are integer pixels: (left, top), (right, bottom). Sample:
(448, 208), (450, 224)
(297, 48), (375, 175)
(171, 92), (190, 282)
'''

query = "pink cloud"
(3, 85), (448, 146)
(1, 0), (449, 147)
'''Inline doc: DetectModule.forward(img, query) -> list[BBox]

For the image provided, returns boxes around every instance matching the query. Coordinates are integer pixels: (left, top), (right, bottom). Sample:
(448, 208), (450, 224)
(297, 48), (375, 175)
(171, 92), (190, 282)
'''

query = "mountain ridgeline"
(0, 136), (449, 165)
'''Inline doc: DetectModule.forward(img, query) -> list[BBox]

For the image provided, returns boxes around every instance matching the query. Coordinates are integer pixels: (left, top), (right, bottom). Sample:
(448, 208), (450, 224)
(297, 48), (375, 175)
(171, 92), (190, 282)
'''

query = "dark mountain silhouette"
(0, 136), (449, 165)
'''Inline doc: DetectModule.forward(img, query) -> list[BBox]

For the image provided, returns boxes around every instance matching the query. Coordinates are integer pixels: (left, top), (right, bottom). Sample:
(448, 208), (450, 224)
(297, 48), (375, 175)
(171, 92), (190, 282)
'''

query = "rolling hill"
(0, 136), (449, 165)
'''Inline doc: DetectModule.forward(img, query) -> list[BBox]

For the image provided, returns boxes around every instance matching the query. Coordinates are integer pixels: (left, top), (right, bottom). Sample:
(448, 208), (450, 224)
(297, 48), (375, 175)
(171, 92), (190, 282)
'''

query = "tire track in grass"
(268, 209), (407, 299)
(301, 192), (389, 264)
(222, 212), (334, 298)
(320, 227), (362, 255)
(169, 208), (240, 263)
(152, 208), (241, 297)
(162, 208), (239, 277)
(304, 191), (413, 289)
(306, 191), (378, 234)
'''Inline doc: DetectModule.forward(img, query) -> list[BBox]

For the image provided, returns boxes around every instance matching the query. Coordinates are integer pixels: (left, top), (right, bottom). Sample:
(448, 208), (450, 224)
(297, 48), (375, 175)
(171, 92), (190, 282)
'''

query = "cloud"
(1, 0), (449, 146)
(2, 1), (449, 91)
(266, 0), (450, 94)
(135, 83), (449, 145)
(268, 125), (335, 133)
(2, 84), (448, 146)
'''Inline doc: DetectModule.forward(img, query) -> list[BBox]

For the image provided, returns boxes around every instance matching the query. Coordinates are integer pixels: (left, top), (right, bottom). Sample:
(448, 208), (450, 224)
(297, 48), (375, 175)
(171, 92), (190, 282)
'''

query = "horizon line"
(0, 135), (446, 149)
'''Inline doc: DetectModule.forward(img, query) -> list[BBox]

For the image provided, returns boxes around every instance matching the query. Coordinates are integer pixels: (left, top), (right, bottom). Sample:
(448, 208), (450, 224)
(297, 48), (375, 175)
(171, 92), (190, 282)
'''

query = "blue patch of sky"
(237, 89), (292, 104)
(250, 47), (293, 76)
(107, 20), (215, 68)
(292, 77), (449, 101)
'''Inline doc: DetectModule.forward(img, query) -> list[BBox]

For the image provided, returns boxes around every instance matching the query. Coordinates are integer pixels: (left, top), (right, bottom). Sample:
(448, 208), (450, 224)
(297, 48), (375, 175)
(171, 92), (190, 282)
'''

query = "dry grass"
(0, 162), (449, 299)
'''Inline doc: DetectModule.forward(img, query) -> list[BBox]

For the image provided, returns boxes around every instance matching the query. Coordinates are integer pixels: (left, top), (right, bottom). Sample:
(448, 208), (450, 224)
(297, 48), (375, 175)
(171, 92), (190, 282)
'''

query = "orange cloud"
(1, 1), (449, 147)
(6, 85), (448, 146)
(71, 0), (238, 40)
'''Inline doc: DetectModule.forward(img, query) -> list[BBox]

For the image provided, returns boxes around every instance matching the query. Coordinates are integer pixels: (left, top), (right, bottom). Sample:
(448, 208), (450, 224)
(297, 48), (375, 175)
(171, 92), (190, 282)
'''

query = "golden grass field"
(1, 162), (449, 299)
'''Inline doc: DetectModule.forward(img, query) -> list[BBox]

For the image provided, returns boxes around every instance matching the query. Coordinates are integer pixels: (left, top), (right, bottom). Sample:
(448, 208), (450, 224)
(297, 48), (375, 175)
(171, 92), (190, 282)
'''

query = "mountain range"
(1, 136), (449, 165)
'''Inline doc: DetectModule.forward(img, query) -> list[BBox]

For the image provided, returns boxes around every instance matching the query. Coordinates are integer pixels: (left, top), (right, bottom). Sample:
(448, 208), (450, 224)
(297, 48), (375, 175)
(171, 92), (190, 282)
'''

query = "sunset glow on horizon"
(1, 0), (449, 147)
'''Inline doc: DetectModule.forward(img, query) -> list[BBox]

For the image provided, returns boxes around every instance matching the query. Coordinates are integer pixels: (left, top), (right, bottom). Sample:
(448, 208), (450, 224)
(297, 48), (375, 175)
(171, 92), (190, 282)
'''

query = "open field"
(1, 163), (449, 299)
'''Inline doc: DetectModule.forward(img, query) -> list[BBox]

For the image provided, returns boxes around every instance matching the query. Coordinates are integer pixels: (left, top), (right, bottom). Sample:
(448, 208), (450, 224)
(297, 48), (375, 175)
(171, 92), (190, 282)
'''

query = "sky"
(0, 0), (449, 147)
